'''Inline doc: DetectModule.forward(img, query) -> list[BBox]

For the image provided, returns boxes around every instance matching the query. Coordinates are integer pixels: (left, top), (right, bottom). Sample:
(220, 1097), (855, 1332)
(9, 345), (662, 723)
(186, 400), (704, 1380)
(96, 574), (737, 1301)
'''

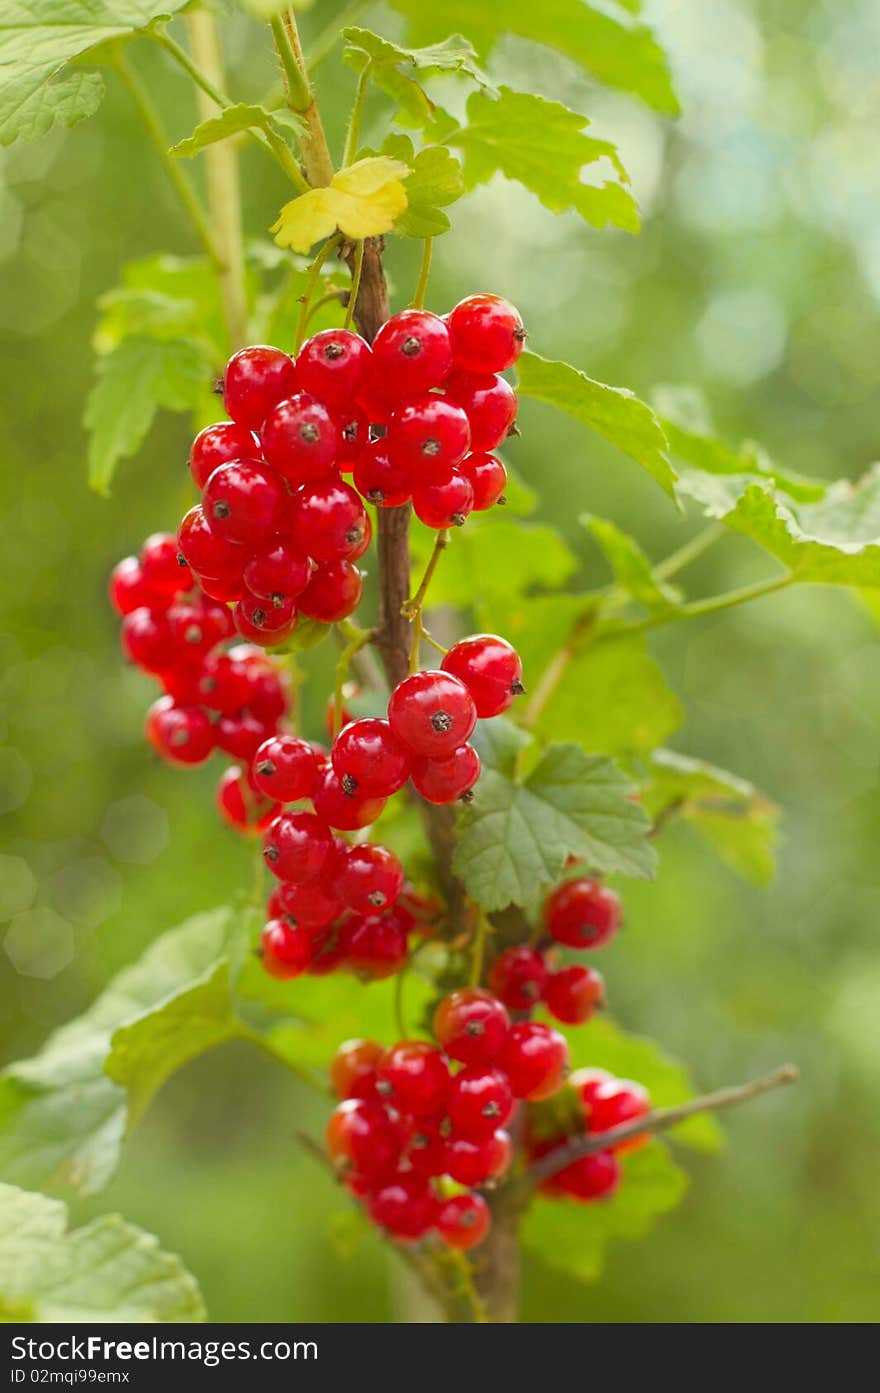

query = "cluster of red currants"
(489, 877), (622, 1024)
(110, 533), (294, 829)
(527, 1068), (651, 1203)
(257, 630), (523, 980)
(173, 291), (521, 651)
(326, 978), (650, 1247)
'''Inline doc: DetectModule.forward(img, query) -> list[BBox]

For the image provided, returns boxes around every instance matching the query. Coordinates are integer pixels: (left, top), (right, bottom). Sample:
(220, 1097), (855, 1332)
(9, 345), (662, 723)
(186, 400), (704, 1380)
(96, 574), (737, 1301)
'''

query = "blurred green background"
(1, 0), (878, 1322)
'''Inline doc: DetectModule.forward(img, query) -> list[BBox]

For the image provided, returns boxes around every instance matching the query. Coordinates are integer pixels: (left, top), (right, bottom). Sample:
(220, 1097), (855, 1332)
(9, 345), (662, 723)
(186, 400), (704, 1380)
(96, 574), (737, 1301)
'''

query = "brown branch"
(522, 1063), (799, 1193)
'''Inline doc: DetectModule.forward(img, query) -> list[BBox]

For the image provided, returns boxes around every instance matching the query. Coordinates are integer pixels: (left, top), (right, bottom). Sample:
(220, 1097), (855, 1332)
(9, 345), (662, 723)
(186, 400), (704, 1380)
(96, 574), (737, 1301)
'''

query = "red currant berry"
(140, 533), (187, 598)
(447, 294), (525, 374)
(331, 718), (412, 797)
(330, 1039), (384, 1101)
(203, 460), (281, 546)
(367, 1173), (437, 1241)
(446, 371), (518, 452)
(298, 559), (363, 623)
(232, 600), (296, 648)
(158, 659), (205, 706)
(243, 538), (311, 606)
(145, 696), (214, 765)
(241, 662), (289, 725)
(447, 1067), (514, 1141)
(458, 451), (508, 510)
(262, 810), (333, 883)
(337, 407), (369, 471)
(412, 470), (474, 529)
(369, 310), (452, 400)
(348, 508), (372, 560)
(261, 393), (338, 484)
(312, 764), (386, 831)
(196, 569), (245, 603)
(487, 945), (548, 1011)
(178, 506), (246, 580)
(441, 634), (524, 719)
(586, 1078), (650, 1152)
(291, 479), (368, 562)
(251, 734), (318, 803)
(556, 1150), (620, 1202)
(445, 1129), (512, 1187)
(326, 1098), (403, 1180)
(223, 345), (297, 431)
(411, 744), (481, 805)
(216, 713), (274, 762)
(499, 1022), (569, 1101)
(434, 987), (510, 1066)
(436, 1192), (490, 1252)
(377, 1041), (450, 1117)
(545, 878), (622, 950)
(260, 917), (313, 979)
(189, 422), (260, 489)
(197, 651), (251, 714)
(387, 396), (471, 484)
(337, 844), (404, 913)
(570, 1067), (613, 1111)
(544, 964), (605, 1025)
(340, 911), (409, 979)
(295, 328), (371, 407)
(387, 670), (477, 759)
(406, 1122), (450, 1179)
(121, 607), (175, 673)
(109, 557), (153, 616)
(216, 766), (278, 834)
(306, 922), (348, 976)
(167, 593), (234, 655)
(352, 439), (412, 507)
(276, 876), (343, 929)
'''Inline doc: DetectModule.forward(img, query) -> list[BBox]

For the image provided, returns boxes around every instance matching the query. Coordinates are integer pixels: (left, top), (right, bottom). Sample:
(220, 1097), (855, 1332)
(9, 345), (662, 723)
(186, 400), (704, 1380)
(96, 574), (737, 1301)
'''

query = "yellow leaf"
(270, 157), (410, 254)
(331, 156), (410, 198)
(271, 188), (341, 255)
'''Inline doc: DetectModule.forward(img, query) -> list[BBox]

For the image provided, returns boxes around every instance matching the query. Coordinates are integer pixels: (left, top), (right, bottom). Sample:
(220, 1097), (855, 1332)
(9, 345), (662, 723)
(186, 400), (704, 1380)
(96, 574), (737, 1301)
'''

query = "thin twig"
(522, 1064), (799, 1193)
(115, 52), (221, 269)
(410, 239), (434, 309)
(187, 11), (249, 349)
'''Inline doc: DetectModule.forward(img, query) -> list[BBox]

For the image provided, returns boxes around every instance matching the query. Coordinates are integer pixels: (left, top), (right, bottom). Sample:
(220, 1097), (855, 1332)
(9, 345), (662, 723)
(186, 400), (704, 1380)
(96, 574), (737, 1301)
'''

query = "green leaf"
(722, 471), (880, 587)
(343, 28), (494, 130)
(386, 0), (679, 114)
(533, 633), (683, 759)
(0, 909), (238, 1195)
(449, 88), (639, 234)
(411, 512), (578, 611)
(85, 335), (213, 495)
(0, 1), (190, 147)
(583, 515), (681, 614)
(234, 961), (435, 1070)
(644, 749), (779, 886)
(0, 1183), (204, 1321)
(517, 352), (676, 498)
(561, 1015), (723, 1151)
(522, 1142), (688, 1284)
(478, 591), (681, 758)
(105, 961), (238, 1125)
(95, 254), (230, 355)
(382, 136), (464, 237)
(453, 722), (655, 912)
(171, 101), (303, 158)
